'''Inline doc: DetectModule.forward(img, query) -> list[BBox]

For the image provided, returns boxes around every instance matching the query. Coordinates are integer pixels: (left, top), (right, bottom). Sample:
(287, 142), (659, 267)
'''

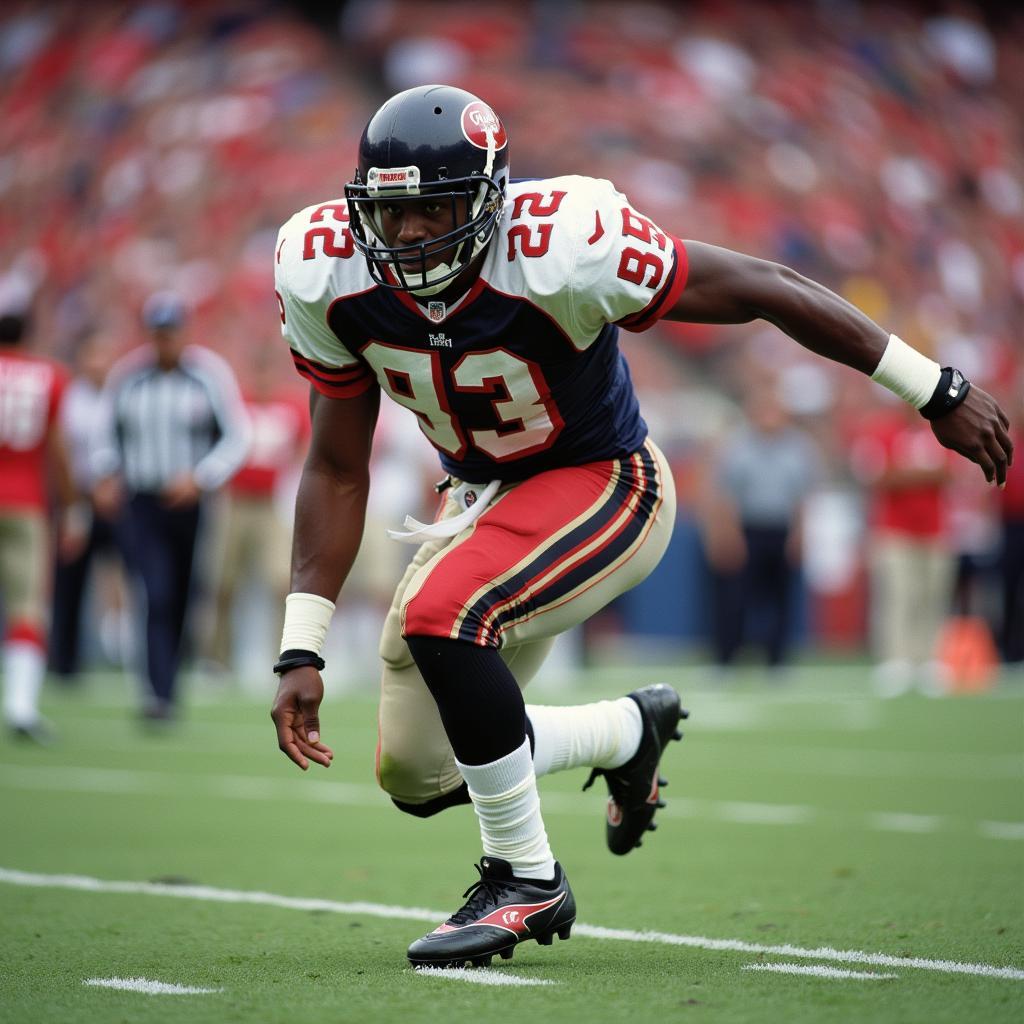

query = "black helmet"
(344, 84), (510, 295)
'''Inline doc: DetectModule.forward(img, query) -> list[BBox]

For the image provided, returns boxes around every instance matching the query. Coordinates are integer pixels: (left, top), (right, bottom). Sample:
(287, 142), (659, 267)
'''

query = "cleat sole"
(499, 946), (514, 960)
(672, 729), (683, 741)
(557, 920), (574, 940)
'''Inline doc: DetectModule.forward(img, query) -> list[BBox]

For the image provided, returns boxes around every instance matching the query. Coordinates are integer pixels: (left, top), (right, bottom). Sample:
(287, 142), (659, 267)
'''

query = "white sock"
(3, 640), (46, 727)
(456, 737), (556, 881)
(527, 697), (643, 778)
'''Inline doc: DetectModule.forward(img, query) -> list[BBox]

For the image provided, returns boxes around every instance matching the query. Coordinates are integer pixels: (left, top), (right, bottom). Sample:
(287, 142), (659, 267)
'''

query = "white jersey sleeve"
(274, 200), (377, 399)
(488, 177), (688, 351)
(566, 177), (688, 340)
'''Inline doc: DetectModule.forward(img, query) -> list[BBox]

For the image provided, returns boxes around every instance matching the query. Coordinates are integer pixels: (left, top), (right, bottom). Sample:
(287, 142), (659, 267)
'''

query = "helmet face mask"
(344, 85), (509, 296)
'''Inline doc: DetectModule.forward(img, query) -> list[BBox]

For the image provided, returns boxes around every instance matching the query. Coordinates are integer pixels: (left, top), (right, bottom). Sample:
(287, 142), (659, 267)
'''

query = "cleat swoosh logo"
(439, 893), (567, 937)
(646, 768), (659, 806)
(607, 798), (623, 827)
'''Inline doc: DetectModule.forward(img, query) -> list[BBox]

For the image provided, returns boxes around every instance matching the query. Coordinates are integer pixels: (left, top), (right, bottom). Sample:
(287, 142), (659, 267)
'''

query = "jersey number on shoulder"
(506, 190), (567, 262)
(617, 208), (667, 289)
(361, 343), (563, 461)
(302, 203), (354, 260)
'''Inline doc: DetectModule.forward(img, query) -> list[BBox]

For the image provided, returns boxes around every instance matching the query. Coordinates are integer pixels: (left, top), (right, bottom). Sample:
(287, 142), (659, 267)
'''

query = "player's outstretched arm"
(667, 241), (1013, 485)
(271, 384), (380, 770)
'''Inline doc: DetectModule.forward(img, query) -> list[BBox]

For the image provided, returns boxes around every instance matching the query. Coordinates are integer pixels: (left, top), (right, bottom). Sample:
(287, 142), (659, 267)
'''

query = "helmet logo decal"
(460, 101), (508, 152)
(366, 165), (421, 195)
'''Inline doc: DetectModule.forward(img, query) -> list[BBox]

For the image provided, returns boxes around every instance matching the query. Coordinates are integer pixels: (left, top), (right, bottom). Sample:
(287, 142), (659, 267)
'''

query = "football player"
(270, 85), (1012, 969)
(0, 306), (82, 742)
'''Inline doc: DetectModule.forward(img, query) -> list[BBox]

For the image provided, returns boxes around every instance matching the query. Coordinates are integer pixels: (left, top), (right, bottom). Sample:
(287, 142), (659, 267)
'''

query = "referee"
(92, 293), (251, 720)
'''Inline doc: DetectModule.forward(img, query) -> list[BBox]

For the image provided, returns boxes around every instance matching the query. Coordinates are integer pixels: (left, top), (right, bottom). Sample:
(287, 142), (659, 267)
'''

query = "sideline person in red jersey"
(0, 309), (82, 742)
(269, 86), (1013, 970)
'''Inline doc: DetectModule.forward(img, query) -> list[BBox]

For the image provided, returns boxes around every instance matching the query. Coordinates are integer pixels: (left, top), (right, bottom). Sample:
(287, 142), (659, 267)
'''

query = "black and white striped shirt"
(92, 345), (251, 493)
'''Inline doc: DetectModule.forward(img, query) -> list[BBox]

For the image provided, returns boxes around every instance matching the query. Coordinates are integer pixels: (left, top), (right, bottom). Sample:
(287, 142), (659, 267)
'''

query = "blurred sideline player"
(270, 85), (1012, 968)
(205, 347), (309, 684)
(49, 329), (127, 678)
(0, 306), (83, 740)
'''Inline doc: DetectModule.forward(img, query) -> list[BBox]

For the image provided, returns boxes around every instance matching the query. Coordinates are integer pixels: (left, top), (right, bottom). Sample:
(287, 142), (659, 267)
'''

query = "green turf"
(0, 665), (1022, 1023)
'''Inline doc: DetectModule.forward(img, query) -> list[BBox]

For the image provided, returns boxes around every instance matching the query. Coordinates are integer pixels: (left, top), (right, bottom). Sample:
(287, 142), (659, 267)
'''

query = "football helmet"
(345, 84), (510, 296)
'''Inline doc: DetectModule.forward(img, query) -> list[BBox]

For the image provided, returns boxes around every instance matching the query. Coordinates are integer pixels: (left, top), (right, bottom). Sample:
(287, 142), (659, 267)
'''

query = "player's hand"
(706, 526), (747, 573)
(57, 503), (91, 563)
(270, 666), (334, 770)
(929, 385), (1013, 486)
(92, 475), (123, 520)
(162, 473), (202, 508)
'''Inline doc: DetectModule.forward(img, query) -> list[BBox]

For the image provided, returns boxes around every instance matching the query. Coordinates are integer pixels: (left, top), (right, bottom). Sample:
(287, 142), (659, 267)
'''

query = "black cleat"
(9, 719), (55, 746)
(583, 684), (686, 855)
(407, 857), (576, 969)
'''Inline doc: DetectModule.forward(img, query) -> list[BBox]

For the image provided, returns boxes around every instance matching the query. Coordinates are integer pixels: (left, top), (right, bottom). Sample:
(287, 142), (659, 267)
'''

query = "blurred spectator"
(0, 303), (81, 741)
(701, 387), (822, 671)
(49, 328), (127, 678)
(2, 0), (1020, 663)
(206, 347), (309, 685)
(999, 394), (1024, 667)
(91, 293), (251, 721)
(851, 399), (955, 695)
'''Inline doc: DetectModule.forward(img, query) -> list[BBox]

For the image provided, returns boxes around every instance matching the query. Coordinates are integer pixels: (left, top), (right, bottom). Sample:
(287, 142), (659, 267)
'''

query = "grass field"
(1, 663), (1022, 1023)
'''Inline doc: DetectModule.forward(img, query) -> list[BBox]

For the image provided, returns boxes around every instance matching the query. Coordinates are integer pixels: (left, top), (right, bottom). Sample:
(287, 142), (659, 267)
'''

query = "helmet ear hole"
(434, 106), (443, 115)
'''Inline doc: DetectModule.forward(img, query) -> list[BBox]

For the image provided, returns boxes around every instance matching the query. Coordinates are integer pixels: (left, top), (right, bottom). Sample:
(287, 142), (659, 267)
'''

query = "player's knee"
(389, 783), (471, 819)
(376, 750), (430, 803)
(401, 591), (493, 647)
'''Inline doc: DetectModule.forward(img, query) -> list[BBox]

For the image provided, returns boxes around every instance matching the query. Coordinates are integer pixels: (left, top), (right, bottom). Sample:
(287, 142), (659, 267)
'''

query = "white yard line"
(979, 821), (1024, 841)
(83, 977), (222, 995)
(2, 867), (1021, 982)
(741, 963), (897, 981)
(413, 967), (555, 986)
(868, 813), (944, 834)
(1, 762), (1019, 842)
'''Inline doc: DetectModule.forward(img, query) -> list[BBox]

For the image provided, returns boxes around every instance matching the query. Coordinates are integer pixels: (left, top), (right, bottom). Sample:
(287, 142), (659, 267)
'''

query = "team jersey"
(230, 392), (310, 497)
(0, 349), (67, 511)
(275, 176), (687, 482)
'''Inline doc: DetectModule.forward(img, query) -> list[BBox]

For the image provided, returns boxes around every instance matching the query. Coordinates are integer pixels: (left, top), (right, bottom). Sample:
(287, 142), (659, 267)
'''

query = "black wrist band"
(273, 649), (325, 675)
(919, 367), (970, 421)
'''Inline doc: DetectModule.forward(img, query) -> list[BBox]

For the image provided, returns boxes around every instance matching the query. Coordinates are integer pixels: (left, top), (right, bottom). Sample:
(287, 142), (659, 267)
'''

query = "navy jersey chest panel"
(328, 286), (647, 481)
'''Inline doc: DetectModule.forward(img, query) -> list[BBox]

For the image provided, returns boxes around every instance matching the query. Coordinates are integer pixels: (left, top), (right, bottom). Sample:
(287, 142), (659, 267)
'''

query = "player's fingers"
(278, 735), (309, 770)
(972, 444), (996, 484)
(297, 695), (322, 744)
(293, 722), (334, 761)
(987, 434), (1010, 487)
(272, 715), (309, 770)
(295, 736), (332, 768)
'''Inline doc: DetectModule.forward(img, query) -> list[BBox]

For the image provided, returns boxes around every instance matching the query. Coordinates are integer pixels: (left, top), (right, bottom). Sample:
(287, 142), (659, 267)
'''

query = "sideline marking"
(83, 977), (223, 995)
(2, 867), (1021, 982)
(869, 813), (943, 835)
(742, 963), (897, 981)
(2, 763), (1020, 841)
(414, 967), (556, 987)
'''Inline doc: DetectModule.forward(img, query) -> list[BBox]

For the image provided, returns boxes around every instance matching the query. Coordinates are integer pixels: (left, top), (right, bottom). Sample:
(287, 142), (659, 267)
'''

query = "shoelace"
(448, 863), (517, 926)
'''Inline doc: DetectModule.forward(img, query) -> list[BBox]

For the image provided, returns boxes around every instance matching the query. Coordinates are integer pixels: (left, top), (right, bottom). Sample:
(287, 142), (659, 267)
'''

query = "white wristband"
(870, 334), (942, 409)
(280, 592), (335, 656)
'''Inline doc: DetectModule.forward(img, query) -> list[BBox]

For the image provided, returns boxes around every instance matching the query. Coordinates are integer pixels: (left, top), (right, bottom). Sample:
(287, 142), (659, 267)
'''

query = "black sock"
(404, 635), (526, 766)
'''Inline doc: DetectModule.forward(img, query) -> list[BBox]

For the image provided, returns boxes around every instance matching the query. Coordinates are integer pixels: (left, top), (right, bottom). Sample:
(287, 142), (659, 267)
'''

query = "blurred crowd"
(0, 0), (1022, 721)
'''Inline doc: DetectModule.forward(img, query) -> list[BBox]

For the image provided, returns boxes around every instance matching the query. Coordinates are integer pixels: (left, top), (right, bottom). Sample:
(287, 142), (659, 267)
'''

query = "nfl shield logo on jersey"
(428, 301), (446, 323)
